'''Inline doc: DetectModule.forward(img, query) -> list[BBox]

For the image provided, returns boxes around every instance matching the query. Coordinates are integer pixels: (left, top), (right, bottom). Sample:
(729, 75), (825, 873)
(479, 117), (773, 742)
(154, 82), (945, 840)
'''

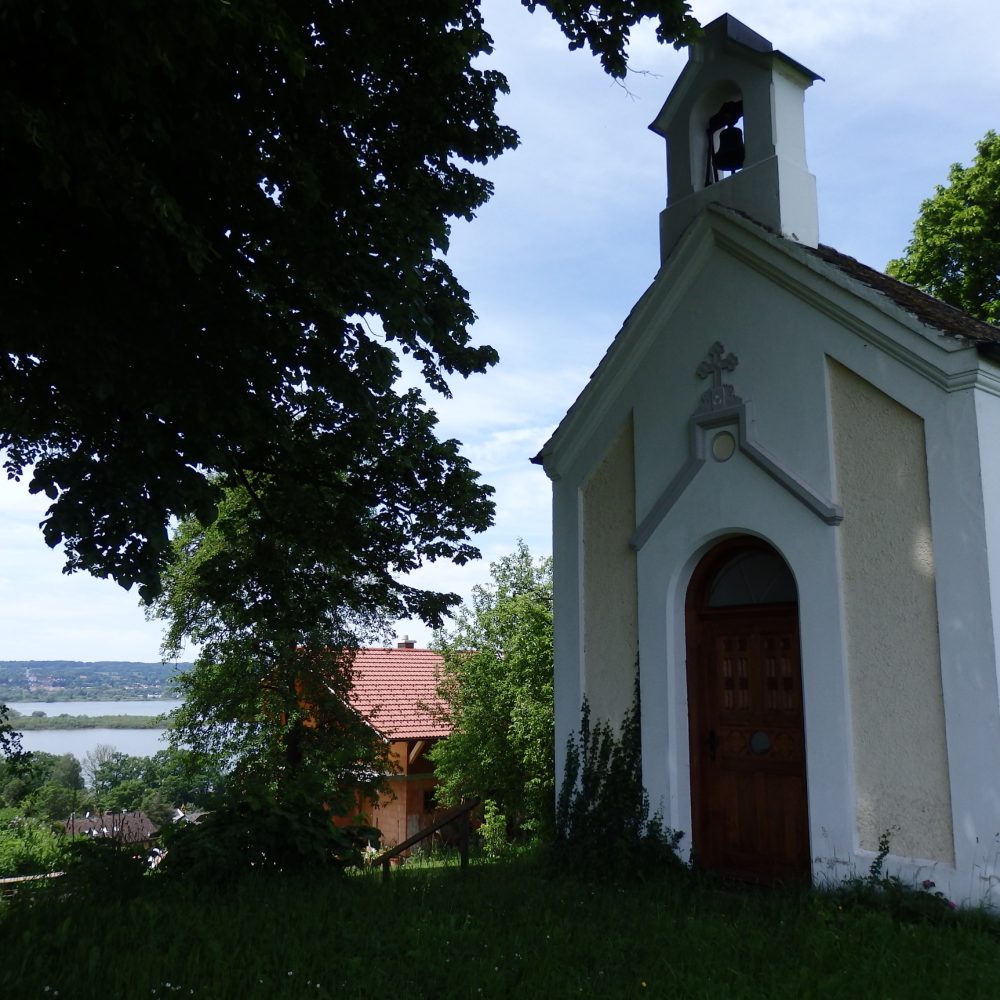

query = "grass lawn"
(2, 856), (998, 998)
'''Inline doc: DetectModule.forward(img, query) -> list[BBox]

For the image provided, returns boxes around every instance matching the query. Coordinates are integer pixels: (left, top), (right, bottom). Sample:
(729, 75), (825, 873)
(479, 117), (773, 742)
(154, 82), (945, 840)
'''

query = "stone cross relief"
(696, 341), (742, 411)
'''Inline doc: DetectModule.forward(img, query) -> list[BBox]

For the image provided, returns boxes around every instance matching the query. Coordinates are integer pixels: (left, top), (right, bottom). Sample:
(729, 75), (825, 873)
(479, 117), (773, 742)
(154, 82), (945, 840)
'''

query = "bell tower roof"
(650, 14), (822, 257)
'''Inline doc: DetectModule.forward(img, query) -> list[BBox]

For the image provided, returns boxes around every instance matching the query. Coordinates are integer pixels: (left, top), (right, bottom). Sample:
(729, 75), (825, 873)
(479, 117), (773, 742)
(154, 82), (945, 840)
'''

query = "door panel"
(691, 610), (809, 881)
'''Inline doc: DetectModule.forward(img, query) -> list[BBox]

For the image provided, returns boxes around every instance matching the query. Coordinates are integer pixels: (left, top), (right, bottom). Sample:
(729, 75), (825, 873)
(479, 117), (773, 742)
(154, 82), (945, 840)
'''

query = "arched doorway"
(685, 537), (810, 882)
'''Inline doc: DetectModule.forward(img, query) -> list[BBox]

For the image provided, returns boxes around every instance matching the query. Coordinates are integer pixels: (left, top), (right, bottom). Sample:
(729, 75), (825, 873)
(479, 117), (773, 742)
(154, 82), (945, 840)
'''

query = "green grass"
(2, 857), (998, 998)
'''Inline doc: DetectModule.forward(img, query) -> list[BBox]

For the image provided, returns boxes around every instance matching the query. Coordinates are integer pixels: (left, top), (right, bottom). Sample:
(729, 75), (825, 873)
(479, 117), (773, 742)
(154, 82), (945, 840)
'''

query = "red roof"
(349, 647), (451, 741)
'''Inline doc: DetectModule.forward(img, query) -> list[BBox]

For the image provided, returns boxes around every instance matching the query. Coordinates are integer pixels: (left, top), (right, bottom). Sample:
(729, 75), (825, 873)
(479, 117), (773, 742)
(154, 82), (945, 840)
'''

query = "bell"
(714, 125), (745, 173)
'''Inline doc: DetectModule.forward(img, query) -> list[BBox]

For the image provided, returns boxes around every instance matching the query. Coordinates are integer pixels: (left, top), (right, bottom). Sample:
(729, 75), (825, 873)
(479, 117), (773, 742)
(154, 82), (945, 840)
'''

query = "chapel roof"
(806, 243), (1000, 349)
(349, 646), (450, 741)
(705, 12), (822, 84)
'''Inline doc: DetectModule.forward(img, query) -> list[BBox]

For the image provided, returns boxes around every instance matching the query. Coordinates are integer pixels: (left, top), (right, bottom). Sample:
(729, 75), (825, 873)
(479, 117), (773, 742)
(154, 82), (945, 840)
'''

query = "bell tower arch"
(649, 14), (822, 257)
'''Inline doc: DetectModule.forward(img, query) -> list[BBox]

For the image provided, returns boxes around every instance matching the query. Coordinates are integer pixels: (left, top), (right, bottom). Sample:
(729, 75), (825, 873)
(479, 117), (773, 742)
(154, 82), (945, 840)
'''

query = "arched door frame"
(684, 534), (810, 881)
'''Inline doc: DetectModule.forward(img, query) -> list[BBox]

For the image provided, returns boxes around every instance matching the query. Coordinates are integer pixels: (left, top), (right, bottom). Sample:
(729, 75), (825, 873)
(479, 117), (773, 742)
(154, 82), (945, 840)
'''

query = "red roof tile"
(349, 647), (450, 740)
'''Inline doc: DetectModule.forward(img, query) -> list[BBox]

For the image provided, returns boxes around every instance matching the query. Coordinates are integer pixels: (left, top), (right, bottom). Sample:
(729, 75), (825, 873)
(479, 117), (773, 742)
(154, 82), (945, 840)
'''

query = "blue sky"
(2, 0), (997, 660)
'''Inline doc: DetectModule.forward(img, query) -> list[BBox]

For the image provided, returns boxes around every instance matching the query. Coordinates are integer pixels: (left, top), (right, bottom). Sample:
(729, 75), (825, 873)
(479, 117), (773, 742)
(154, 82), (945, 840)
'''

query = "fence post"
(458, 807), (470, 873)
(374, 797), (478, 878)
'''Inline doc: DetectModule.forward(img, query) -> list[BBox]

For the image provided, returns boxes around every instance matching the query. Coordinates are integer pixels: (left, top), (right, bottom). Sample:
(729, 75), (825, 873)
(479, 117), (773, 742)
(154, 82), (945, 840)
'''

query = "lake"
(7, 699), (184, 759)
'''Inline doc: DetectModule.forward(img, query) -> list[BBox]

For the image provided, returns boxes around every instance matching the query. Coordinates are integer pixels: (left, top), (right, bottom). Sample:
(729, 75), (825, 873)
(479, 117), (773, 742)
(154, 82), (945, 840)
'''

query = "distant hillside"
(0, 660), (192, 702)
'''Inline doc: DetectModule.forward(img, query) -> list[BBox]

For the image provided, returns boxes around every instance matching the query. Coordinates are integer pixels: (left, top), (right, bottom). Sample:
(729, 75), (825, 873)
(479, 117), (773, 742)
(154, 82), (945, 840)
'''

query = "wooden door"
(687, 542), (810, 882)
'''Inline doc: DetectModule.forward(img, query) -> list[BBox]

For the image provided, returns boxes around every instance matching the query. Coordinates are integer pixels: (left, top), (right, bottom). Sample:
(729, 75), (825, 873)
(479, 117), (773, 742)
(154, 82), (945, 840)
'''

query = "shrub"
(0, 816), (67, 877)
(158, 779), (379, 886)
(480, 799), (508, 860)
(833, 829), (959, 924)
(553, 674), (683, 878)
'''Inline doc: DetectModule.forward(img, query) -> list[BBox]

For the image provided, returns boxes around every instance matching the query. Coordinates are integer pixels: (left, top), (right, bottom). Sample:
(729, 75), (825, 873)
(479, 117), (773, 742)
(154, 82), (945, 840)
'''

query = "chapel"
(533, 14), (1000, 897)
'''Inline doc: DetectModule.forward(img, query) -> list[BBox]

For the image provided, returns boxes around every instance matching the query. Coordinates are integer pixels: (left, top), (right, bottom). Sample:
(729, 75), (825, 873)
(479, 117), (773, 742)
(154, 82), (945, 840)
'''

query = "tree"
(0, 751), (90, 818)
(0, 707), (22, 764)
(81, 745), (119, 794)
(92, 752), (147, 796)
(139, 788), (174, 827)
(148, 481), (395, 851)
(29, 783), (82, 823)
(143, 748), (225, 809)
(887, 130), (1000, 323)
(430, 541), (554, 834)
(1, 1), (698, 605)
(0, 816), (67, 878)
(49, 754), (84, 792)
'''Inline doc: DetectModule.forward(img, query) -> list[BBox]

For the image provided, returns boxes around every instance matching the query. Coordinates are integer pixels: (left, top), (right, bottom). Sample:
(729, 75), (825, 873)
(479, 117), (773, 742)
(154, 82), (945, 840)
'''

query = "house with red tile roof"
(346, 639), (451, 848)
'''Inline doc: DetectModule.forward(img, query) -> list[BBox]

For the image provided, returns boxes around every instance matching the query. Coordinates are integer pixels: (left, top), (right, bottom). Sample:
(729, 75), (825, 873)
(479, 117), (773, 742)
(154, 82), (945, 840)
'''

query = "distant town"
(0, 661), (192, 702)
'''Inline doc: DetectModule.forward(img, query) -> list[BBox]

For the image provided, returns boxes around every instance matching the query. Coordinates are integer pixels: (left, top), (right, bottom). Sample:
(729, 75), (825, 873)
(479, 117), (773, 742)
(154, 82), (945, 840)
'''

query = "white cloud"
(0, 474), (178, 661)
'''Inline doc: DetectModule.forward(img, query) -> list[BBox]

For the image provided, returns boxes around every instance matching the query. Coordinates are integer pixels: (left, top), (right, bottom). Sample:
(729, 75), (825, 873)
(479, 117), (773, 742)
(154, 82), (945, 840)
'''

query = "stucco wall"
(581, 415), (639, 726)
(829, 359), (954, 863)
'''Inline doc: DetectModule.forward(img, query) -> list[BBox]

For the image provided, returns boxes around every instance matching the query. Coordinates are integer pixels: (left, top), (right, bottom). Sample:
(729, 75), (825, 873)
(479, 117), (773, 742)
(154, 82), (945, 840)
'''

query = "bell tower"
(650, 14), (822, 257)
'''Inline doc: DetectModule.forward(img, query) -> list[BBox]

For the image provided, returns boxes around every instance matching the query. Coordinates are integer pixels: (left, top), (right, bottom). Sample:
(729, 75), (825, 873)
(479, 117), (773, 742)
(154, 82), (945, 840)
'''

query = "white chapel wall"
(828, 358), (954, 864)
(580, 414), (638, 727)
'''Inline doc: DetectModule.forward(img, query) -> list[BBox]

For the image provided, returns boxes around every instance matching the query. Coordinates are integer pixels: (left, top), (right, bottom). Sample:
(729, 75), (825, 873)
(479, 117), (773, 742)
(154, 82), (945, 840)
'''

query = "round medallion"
(711, 430), (736, 462)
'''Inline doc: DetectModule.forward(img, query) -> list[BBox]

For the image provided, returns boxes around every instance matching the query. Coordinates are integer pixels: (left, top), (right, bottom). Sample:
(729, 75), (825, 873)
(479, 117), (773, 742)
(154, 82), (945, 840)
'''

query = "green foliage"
(158, 776), (379, 886)
(1, 752), (84, 811)
(5, 708), (164, 731)
(48, 753), (83, 791)
(430, 542), (554, 834)
(833, 829), (960, 925)
(0, 744), (222, 823)
(0, 704), (23, 764)
(2, 1), (502, 601)
(0, 1), (694, 604)
(81, 746), (224, 815)
(554, 678), (683, 877)
(0, 816), (67, 877)
(102, 779), (148, 813)
(27, 783), (86, 823)
(0, 751), (94, 818)
(1, 778), (28, 809)
(142, 748), (225, 810)
(480, 799), (509, 859)
(60, 836), (151, 899)
(525, 0), (698, 77)
(139, 789), (174, 827)
(147, 478), (396, 860)
(888, 130), (1000, 323)
(17, 752), (91, 822)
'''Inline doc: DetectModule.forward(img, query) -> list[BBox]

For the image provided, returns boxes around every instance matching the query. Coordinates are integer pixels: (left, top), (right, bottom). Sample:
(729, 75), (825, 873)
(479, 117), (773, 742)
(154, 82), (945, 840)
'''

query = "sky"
(2, 0), (998, 661)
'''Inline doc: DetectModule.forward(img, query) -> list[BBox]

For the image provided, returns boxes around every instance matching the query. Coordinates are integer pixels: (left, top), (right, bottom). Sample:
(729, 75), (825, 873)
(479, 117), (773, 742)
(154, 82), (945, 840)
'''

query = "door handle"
(707, 728), (717, 761)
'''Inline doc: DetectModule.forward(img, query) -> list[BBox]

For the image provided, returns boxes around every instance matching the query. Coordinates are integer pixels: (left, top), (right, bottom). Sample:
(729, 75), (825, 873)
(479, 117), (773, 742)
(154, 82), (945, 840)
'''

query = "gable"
(534, 205), (996, 489)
